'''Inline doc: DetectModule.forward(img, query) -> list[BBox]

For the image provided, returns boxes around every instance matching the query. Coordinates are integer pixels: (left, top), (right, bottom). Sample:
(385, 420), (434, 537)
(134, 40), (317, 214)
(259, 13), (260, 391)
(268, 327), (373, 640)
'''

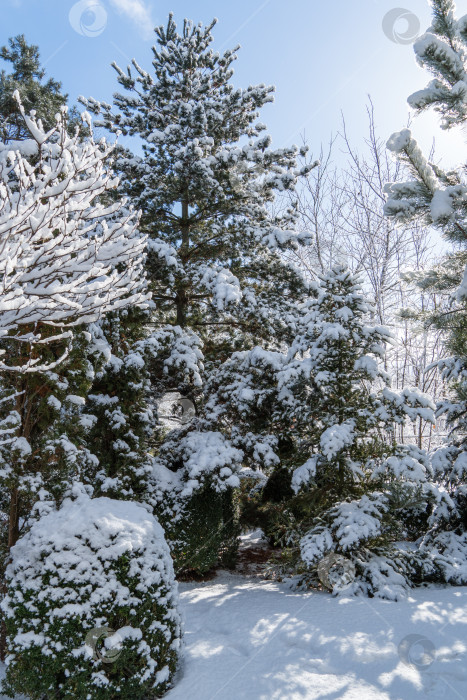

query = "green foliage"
(86, 310), (154, 500)
(218, 488), (240, 569)
(238, 476), (265, 532)
(237, 469), (297, 547)
(0, 35), (80, 143)
(171, 482), (224, 575)
(262, 467), (294, 505)
(153, 479), (239, 576)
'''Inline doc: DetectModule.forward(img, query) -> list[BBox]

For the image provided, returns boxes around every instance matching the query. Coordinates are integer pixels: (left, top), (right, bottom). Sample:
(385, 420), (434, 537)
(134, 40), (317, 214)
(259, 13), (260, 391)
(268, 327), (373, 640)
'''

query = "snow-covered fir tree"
(280, 266), (436, 598)
(81, 14), (315, 573)
(384, 0), (467, 585)
(209, 266), (437, 597)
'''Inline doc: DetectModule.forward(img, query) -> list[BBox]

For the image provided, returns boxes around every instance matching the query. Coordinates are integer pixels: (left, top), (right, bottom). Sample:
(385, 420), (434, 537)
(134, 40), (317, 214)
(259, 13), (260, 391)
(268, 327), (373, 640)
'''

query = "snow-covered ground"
(167, 574), (467, 700)
(1, 532), (467, 700)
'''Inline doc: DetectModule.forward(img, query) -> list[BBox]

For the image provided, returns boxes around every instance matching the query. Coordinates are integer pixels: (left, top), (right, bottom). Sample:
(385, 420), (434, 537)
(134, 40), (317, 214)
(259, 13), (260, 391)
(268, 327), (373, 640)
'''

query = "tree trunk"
(177, 193), (190, 328)
(1, 387), (28, 661)
(7, 489), (19, 551)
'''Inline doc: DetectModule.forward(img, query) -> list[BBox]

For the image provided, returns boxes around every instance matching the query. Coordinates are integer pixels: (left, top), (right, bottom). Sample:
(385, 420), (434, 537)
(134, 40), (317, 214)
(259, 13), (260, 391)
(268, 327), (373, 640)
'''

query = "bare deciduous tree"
(288, 100), (447, 448)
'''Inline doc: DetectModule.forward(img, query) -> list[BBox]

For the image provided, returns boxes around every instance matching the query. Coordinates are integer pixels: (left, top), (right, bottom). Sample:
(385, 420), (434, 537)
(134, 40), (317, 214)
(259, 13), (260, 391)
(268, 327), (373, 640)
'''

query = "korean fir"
(278, 266), (436, 599)
(81, 14), (315, 574)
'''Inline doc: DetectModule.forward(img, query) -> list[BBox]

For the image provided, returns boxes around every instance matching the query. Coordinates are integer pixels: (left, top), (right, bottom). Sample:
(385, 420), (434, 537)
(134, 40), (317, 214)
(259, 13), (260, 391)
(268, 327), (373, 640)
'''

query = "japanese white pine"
(81, 15), (315, 572)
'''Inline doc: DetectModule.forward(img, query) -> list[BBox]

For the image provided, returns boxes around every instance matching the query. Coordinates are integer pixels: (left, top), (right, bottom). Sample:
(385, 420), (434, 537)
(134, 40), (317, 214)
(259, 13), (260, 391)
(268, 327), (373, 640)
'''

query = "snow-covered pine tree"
(81, 14), (315, 573)
(203, 265), (437, 595)
(383, 0), (467, 585)
(277, 266), (436, 598)
(0, 35), (78, 143)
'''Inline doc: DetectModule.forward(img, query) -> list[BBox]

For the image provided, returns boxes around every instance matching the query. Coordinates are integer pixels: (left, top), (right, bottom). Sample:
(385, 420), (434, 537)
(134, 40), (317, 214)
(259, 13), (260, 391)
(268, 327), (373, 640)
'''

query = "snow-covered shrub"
(149, 432), (243, 575)
(417, 440), (467, 585)
(1, 488), (182, 699)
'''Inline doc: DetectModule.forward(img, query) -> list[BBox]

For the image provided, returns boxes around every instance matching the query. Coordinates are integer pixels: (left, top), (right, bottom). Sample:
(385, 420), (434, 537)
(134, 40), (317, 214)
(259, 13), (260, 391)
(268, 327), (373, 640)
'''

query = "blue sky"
(3, 0), (467, 167)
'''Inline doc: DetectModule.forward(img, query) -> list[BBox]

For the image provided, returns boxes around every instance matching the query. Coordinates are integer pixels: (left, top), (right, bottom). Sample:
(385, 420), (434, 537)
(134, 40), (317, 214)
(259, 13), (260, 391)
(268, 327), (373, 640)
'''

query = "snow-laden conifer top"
(2, 487), (182, 697)
(4, 487), (174, 601)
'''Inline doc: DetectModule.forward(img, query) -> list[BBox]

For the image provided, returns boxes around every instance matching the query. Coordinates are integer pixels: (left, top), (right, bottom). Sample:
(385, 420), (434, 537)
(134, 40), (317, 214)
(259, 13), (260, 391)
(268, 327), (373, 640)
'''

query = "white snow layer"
(164, 573), (467, 699)
(1, 572), (467, 699)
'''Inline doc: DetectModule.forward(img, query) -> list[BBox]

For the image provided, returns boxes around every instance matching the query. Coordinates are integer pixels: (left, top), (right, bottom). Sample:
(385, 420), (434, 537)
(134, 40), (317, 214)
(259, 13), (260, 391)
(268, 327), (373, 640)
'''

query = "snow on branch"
(0, 94), (150, 369)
